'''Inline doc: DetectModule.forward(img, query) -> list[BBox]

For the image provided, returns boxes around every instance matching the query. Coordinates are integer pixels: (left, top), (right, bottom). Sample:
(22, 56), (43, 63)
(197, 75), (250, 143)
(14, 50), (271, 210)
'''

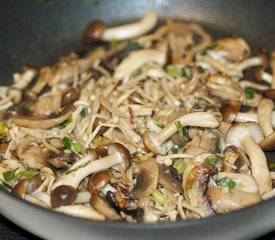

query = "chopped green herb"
(2, 170), (16, 182)
(181, 68), (188, 78)
(197, 66), (205, 73)
(216, 177), (236, 189)
(73, 143), (86, 155)
(151, 189), (167, 205)
(173, 159), (186, 174)
(185, 44), (193, 52)
(17, 170), (40, 180)
(63, 118), (73, 127)
(171, 145), (179, 154)
(175, 121), (185, 142)
(80, 107), (88, 118)
(245, 88), (255, 100)
(109, 40), (118, 49)
(268, 162), (275, 170)
(63, 137), (73, 149)
(127, 40), (140, 50)
(0, 122), (7, 135)
(92, 136), (103, 146)
(204, 156), (221, 166)
(66, 160), (91, 175)
(23, 102), (33, 111)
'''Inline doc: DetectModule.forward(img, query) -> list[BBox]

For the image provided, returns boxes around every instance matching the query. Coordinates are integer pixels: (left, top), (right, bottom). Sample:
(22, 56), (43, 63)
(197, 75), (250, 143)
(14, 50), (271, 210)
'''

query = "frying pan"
(0, 0), (275, 239)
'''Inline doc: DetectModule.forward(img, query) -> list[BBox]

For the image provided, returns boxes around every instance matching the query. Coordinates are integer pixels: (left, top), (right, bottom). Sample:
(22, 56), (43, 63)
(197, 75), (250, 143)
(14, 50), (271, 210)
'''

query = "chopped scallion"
(175, 121), (185, 142)
(151, 189), (167, 205)
(245, 88), (255, 100)
(2, 170), (17, 182)
(63, 137), (73, 149)
(173, 159), (186, 174)
(216, 177), (236, 189)
(80, 107), (88, 117)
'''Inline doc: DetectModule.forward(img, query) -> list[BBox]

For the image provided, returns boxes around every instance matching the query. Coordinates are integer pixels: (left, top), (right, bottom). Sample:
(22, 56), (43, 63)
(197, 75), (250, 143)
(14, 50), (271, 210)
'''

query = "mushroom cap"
(263, 89), (275, 101)
(254, 67), (264, 81)
(51, 185), (78, 208)
(256, 48), (269, 69)
(84, 20), (105, 43)
(87, 170), (112, 192)
(220, 100), (241, 123)
(259, 131), (275, 151)
(143, 131), (166, 155)
(226, 122), (264, 148)
(61, 87), (78, 107)
(106, 143), (130, 170)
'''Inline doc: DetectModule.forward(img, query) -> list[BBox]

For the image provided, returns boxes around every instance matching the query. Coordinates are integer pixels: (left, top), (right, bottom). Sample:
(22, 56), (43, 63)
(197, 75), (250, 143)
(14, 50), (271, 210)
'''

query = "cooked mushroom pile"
(0, 12), (275, 222)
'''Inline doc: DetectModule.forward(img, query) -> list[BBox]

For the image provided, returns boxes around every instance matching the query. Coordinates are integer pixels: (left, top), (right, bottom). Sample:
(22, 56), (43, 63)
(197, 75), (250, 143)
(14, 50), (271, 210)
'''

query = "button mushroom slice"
(129, 159), (159, 208)
(214, 38), (250, 62)
(114, 49), (166, 80)
(143, 112), (219, 155)
(158, 163), (183, 194)
(101, 11), (157, 41)
(183, 163), (217, 216)
(12, 105), (75, 129)
(52, 143), (130, 189)
(54, 205), (105, 220)
(208, 187), (262, 214)
(216, 172), (259, 193)
(225, 122), (272, 194)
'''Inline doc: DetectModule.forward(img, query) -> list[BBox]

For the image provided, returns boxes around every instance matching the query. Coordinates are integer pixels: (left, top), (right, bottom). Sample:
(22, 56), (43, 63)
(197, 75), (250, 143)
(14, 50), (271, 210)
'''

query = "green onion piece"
(245, 88), (255, 100)
(127, 40), (140, 50)
(66, 160), (91, 175)
(171, 145), (179, 154)
(92, 136), (102, 146)
(73, 143), (86, 155)
(166, 66), (181, 78)
(17, 170), (40, 180)
(185, 44), (193, 51)
(0, 122), (7, 135)
(80, 107), (88, 118)
(173, 159), (186, 174)
(2, 170), (17, 182)
(216, 177), (236, 189)
(268, 162), (275, 170)
(181, 68), (187, 78)
(109, 40), (118, 48)
(204, 156), (221, 166)
(151, 189), (167, 205)
(63, 137), (73, 149)
(175, 121), (185, 141)
(63, 118), (73, 126)
(23, 102), (33, 111)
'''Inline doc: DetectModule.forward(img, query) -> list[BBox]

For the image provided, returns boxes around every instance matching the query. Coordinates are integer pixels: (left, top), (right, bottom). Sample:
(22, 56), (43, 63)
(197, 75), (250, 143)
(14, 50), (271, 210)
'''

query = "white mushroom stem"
(102, 11), (157, 41)
(114, 49), (166, 80)
(240, 80), (269, 91)
(156, 112), (219, 144)
(52, 152), (125, 189)
(258, 71), (273, 84)
(235, 111), (275, 127)
(241, 135), (271, 194)
(234, 57), (262, 72)
(217, 172), (259, 193)
(257, 99), (274, 136)
(74, 191), (91, 204)
(55, 205), (105, 220)
(271, 51), (275, 88)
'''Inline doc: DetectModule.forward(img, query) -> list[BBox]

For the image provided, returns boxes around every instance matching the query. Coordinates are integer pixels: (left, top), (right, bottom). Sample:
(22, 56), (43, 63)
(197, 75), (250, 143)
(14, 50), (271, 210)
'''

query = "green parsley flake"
(3, 170), (17, 182)
(216, 177), (236, 189)
(204, 156), (221, 166)
(175, 121), (185, 142)
(17, 170), (40, 180)
(127, 40), (140, 50)
(245, 88), (255, 100)
(80, 107), (88, 118)
(63, 137), (73, 149)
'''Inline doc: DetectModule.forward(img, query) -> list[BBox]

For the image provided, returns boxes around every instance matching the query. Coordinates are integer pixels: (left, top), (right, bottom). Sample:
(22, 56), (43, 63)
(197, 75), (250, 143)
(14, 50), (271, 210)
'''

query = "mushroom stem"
(156, 112), (219, 144)
(102, 11), (157, 41)
(235, 111), (275, 127)
(241, 135), (272, 194)
(234, 57), (262, 72)
(257, 99), (274, 136)
(239, 80), (269, 91)
(270, 51), (275, 88)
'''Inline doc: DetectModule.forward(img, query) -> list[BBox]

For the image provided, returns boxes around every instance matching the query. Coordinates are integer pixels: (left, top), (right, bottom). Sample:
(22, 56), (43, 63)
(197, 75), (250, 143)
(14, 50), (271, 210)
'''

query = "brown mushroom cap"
(61, 87), (78, 107)
(256, 48), (269, 69)
(129, 159), (159, 207)
(87, 170), (112, 192)
(220, 100), (241, 123)
(259, 131), (275, 151)
(86, 148), (100, 160)
(263, 89), (275, 101)
(51, 185), (77, 208)
(84, 20), (105, 43)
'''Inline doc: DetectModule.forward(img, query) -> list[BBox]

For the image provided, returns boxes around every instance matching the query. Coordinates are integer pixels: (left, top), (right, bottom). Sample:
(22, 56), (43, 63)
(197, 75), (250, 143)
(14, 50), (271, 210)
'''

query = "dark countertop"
(0, 214), (275, 240)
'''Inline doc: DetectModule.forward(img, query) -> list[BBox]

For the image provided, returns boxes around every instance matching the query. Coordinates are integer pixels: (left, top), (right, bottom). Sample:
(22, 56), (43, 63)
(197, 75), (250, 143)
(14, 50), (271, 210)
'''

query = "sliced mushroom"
(12, 105), (75, 129)
(208, 187), (262, 214)
(129, 159), (159, 208)
(143, 112), (219, 155)
(183, 163), (217, 216)
(226, 122), (272, 194)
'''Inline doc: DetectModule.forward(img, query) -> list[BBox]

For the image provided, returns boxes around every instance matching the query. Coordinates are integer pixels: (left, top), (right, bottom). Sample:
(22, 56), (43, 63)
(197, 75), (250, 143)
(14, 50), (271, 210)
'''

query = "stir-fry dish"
(0, 11), (275, 222)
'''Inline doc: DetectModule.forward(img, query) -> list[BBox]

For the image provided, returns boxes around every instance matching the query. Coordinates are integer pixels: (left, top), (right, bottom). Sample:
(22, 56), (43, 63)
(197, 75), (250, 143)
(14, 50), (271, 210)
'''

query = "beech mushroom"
(261, 52), (275, 100)
(208, 187), (262, 214)
(143, 112), (219, 155)
(52, 143), (130, 189)
(114, 49), (166, 80)
(226, 122), (272, 194)
(129, 159), (159, 208)
(51, 185), (78, 208)
(255, 67), (272, 84)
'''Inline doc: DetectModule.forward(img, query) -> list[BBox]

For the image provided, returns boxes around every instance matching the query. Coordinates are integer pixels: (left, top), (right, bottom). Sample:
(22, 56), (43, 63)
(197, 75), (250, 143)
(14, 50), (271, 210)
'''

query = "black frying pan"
(0, 0), (275, 239)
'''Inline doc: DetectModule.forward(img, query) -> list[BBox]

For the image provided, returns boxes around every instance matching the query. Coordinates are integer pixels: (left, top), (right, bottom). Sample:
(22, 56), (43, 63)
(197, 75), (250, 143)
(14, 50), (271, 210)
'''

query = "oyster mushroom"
(208, 187), (262, 214)
(183, 163), (217, 216)
(143, 112), (219, 155)
(52, 143), (130, 189)
(12, 105), (75, 129)
(129, 159), (159, 208)
(226, 122), (272, 194)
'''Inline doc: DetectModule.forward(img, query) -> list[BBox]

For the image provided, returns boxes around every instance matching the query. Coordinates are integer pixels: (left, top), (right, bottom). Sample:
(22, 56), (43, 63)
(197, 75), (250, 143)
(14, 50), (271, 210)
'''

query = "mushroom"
(114, 49), (166, 80)
(129, 159), (159, 208)
(11, 175), (43, 199)
(52, 143), (130, 189)
(261, 52), (275, 100)
(225, 122), (272, 194)
(255, 67), (272, 84)
(61, 87), (79, 108)
(87, 170), (112, 192)
(50, 185), (78, 208)
(12, 105), (75, 129)
(239, 80), (269, 91)
(220, 100), (241, 123)
(158, 163), (183, 193)
(183, 163), (217, 216)
(199, 129), (220, 153)
(208, 187), (262, 214)
(87, 11), (157, 42)
(143, 112), (219, 155)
